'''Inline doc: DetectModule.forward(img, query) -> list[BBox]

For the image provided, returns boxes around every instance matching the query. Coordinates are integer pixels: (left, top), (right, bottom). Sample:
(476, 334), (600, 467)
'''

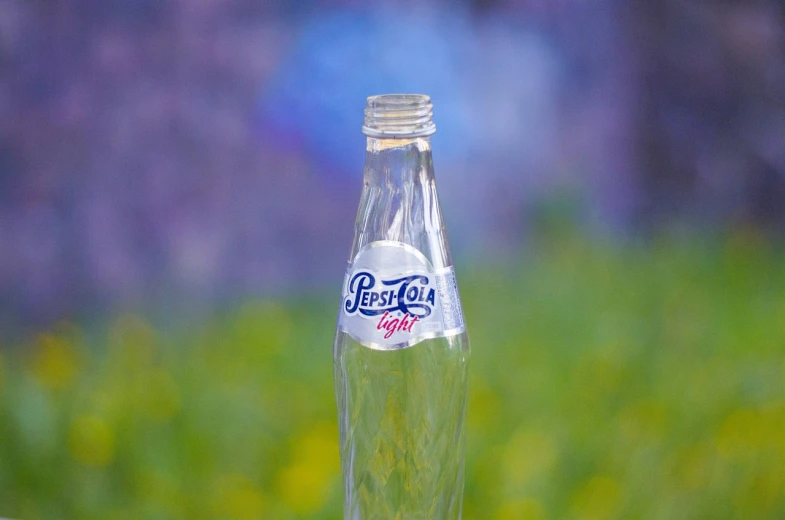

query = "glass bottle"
(334, 94), (470, 520)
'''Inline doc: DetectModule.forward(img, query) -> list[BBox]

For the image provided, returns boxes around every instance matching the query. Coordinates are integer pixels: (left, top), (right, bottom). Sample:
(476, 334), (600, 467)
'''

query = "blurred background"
(0, 0), (784, 518)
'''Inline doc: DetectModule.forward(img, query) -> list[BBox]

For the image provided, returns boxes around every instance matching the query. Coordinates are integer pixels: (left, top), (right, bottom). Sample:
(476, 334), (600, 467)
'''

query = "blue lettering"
(346, 272), (435, 318)
(345, 272), (375, 314)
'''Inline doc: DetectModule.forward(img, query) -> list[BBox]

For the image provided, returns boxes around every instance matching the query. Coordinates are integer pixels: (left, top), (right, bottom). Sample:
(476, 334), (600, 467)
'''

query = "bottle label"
(338, 241), (466, 350)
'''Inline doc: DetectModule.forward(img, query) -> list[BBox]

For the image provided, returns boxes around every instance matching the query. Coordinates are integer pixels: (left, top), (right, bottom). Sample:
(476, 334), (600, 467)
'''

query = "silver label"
(338, 241), (466, 350)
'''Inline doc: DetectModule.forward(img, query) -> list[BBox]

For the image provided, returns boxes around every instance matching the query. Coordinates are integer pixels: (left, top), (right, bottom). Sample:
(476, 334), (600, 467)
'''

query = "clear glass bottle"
(334, 94), (470, 520)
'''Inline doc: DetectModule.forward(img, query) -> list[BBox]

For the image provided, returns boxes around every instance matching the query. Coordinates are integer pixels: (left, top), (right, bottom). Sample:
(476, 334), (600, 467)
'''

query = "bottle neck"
(350, 94), (450, 268)
(363, 136), (434, 187)
(352, 135), (451, 268)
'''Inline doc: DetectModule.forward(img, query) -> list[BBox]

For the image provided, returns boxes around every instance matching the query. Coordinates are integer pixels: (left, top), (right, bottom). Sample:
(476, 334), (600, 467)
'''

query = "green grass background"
(1, 235), (784, 519)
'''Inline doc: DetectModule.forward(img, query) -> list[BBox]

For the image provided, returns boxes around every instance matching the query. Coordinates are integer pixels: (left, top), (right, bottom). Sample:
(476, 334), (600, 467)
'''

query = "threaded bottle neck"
(362, 94), (436, 138)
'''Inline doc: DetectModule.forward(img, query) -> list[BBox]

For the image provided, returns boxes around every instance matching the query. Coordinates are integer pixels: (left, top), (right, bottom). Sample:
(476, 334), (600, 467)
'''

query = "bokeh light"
(1, 0), (785, 518)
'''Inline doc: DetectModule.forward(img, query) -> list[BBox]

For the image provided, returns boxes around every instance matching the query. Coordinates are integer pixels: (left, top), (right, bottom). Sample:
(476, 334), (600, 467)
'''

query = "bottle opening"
(362, 94), (436, 138)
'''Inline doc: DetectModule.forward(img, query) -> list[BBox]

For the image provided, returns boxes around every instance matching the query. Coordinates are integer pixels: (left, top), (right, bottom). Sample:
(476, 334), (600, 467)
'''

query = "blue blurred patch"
(259, 7), (474, 175)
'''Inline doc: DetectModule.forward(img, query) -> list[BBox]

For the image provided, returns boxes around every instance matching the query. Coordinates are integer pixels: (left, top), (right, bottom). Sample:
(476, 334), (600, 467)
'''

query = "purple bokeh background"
(1, 0), (783, 329)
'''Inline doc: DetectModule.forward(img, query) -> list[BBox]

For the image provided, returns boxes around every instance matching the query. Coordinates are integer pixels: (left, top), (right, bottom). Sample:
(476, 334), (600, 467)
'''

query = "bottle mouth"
(362, 94), (436, 138)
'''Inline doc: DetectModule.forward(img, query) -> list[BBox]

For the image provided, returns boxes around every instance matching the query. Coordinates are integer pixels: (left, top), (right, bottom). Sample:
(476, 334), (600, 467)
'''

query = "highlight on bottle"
(362, 94), (436, 138)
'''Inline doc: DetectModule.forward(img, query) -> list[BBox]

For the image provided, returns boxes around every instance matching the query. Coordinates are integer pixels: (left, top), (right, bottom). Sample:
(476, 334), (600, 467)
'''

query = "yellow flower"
(29, 332), (82, 389)
(503, 428), (559, 491)
(277, 463), (332, 516)
(276, 422), (340, 515)
(570, 475), (622, 520)
(292, 421), (341, 474)
(717, 405), (785, 462)
(715, 408), (763, 459)
(468, 376), (501, 433)
(210, 474), (267, 520)
(69, 414), (115, 467)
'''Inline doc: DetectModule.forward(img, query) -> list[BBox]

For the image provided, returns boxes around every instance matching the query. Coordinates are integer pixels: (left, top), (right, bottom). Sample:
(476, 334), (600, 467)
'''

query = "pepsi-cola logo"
(338, 242), (466, 348)
(344, 271), (436, 319)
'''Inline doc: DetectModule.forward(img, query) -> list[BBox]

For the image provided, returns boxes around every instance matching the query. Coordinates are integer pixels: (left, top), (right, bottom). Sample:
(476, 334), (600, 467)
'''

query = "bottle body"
(334, 332), (469, 519)
(334, 99), (469, 520)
